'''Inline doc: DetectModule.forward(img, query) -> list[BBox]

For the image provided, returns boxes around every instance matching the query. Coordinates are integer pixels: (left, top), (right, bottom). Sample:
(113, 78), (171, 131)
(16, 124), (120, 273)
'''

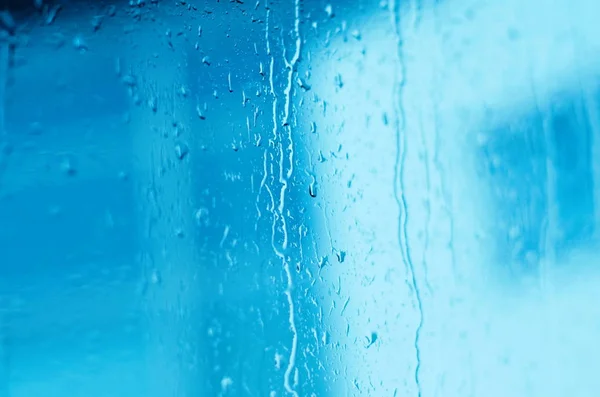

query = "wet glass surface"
(2, 0), (600, 396)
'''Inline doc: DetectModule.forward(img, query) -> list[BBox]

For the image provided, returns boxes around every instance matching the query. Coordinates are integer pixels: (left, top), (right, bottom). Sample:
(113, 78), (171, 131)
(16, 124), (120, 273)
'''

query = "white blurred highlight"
(308, 0), (600, 395)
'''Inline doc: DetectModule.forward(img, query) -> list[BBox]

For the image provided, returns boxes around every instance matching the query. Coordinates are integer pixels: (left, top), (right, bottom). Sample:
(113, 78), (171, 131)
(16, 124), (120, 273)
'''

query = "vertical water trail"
(388, 1), (424, 396)
(265, 1), (302, 394)
(280, 1), (301, 395)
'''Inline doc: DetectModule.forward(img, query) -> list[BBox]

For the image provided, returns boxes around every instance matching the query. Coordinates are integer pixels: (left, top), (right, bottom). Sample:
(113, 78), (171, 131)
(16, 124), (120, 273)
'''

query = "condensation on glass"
(1, 0), (600, 396)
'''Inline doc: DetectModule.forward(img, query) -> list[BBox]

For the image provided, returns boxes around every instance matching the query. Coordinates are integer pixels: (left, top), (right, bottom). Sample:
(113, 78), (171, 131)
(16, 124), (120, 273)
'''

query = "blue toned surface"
(2, 0), (600, 396)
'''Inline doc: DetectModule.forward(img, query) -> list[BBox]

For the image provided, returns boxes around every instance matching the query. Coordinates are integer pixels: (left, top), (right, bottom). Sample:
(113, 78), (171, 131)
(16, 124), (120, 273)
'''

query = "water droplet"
(318, 256), (328, 269)
(310, 121), (317, 134)
(72, 35), (88, 52)
(148, 97), (158, 113)
(296, 77), (311, 91)
(334, 73), (343, 88)
(122, 74), (137, 87)
(221, 377), (233, 392)
(274, 353), (284, 369)
(335, 249), (346, 263)
(196, 103), (206, 120)
(60, 157), (77, 176)
(91, 15), (103, 31)
(318, 151), (326, 163)
(179, 85), (189, 97)
(309, 180), (317, 198)
(351, 29), (361, 40)
(195, 207), (209, 226)
(175, 143), (189, 160)
(365, 332), (378, 348)
(325, 4), (334, 17)
(202, 55), (211, 65)
(46, 5), (61, 25)
(150, 269), (161, 285)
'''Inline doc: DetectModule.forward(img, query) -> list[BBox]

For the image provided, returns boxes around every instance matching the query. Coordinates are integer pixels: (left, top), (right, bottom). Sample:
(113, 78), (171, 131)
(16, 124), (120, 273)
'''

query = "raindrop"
(365, 332), (378, 348)
(296, 77), (311, 91)
(60, 157), (77, 176)
(46, 5), (62, 25)
(175, 143), (189, 160)
(150, 269), (161, 285)
(202, 55), (211, 65)
(179, 85), (189, 97)
(325, 4), (334, 18)
(309, 179), (317, 198)
(91, 15), (103, 31)
(274, 353), (283, 369)
(318, 151), (326, 163)
(334, 73), (343, 88)
(335, 249), (346, 263)
(148, 97), (158, 113)
(122, 74), (137, 87)
(310, 121), (317, 134)
(318, 256), (328, 269)
(196, 103), (207, 120)
(194, 207), (209, 226)
(220, 377), (233, 392)
(72, 35), (88, 52)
